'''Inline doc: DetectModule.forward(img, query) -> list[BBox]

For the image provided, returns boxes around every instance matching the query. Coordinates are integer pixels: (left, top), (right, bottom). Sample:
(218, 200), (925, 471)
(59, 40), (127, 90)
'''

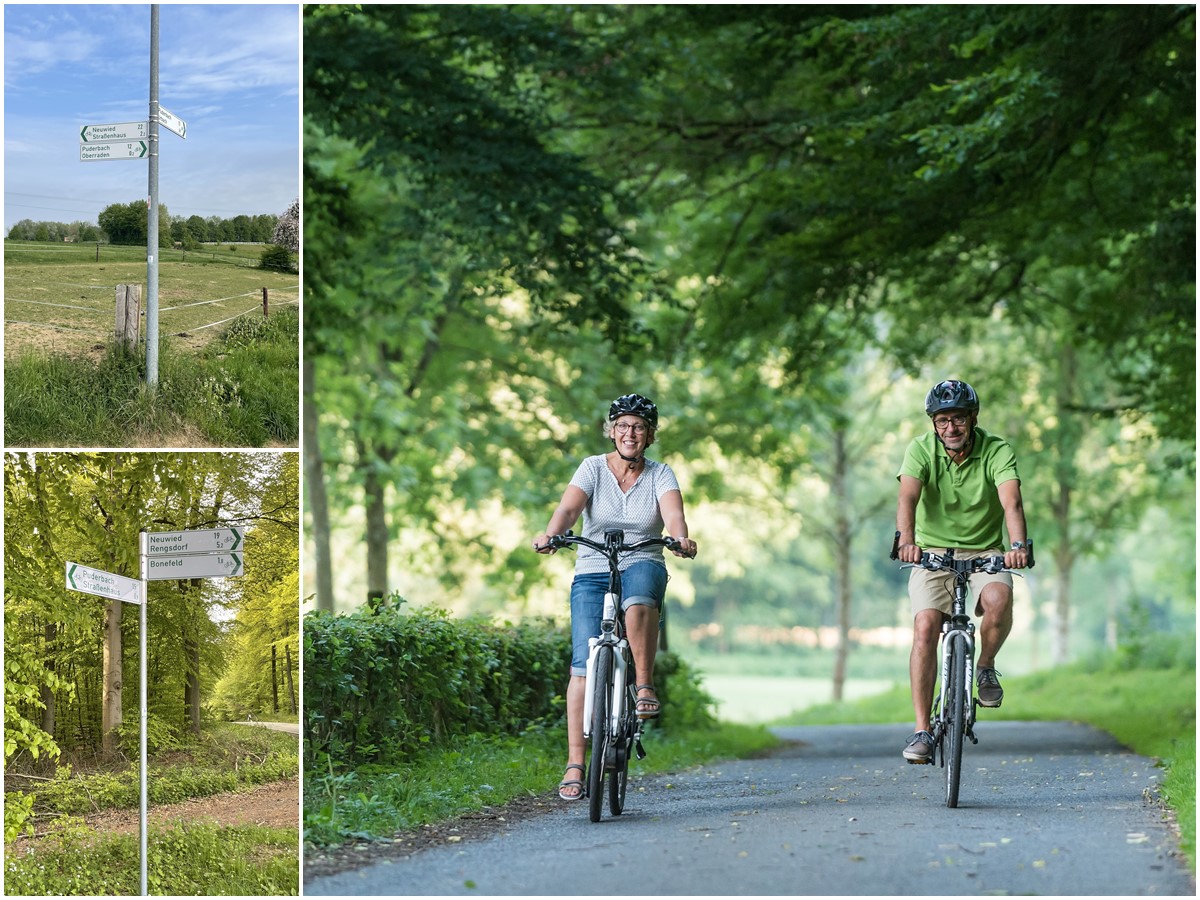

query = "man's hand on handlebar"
(1004, 547), (1030, 570)
(896, 541), (923, 564)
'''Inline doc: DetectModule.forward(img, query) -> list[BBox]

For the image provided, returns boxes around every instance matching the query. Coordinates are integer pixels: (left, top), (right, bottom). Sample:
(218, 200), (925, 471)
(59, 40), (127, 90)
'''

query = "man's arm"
(997, 479), (1029, 569)
(896, 475), (923, 563)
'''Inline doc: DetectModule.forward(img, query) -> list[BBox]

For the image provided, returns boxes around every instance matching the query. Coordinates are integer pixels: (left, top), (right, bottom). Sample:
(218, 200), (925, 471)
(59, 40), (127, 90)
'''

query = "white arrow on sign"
(81, 121), (148, 143)
(146, 527), (242, 557)
(146, 552), (243, 581)
(158, 105), (186, 139)
(66, 562), (142, 604)
(80, 142), (148, 162)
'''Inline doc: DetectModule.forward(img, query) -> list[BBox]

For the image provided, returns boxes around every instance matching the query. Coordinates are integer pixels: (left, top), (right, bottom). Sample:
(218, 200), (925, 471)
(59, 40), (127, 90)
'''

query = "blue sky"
(4, 3), (299, 231)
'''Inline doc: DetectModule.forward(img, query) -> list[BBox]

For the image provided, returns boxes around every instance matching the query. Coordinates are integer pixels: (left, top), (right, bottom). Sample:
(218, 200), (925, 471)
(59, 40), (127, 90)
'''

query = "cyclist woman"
(895, 379), (1030, 763)
(532, 393), (698, 801)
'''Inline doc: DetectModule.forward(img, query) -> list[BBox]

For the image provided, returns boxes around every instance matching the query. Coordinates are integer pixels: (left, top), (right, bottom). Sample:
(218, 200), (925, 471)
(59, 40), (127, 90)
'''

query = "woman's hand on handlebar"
(532, 534), (556, 554)
(668, 536), (698, 559)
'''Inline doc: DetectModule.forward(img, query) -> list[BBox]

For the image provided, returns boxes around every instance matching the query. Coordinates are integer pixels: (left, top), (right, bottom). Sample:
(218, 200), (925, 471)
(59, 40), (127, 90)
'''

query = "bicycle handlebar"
(542, 530), (694, 558)
(890, 530), (1035, 569)
(908, 551), (1010, 576)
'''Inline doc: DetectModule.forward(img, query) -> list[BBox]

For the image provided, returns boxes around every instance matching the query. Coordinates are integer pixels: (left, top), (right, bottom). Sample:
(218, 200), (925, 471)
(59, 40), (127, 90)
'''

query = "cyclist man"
(895, 380), (1030, 763)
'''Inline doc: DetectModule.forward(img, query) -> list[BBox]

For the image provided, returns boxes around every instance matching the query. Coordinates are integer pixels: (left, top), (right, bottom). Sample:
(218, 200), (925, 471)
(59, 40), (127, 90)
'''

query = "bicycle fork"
(936, 625), (979, 745)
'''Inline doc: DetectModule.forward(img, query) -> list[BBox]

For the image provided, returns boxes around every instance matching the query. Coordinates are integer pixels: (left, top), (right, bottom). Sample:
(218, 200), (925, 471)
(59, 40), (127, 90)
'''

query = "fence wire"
(6, 284), (300, 337)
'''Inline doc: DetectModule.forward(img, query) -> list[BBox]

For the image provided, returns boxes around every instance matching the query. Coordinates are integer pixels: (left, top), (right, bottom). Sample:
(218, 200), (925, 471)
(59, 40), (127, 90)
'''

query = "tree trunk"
(184, 635), (201, 736)
(363, 454), (389, 605)
(40, 622), (57, 737)
(285, 645), (297, 714)
(304, 357), (336, 612)
(271, 644), (280, 713)
(1051, 339), (1079, 665)
(831, 427), (852, 703)
(101, 599), (123, 754)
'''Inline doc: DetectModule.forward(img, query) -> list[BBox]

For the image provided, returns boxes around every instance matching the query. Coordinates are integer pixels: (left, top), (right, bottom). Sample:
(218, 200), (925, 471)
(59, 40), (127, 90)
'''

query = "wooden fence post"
(262, 287), (269, 318)
(115, 284), (141, 350)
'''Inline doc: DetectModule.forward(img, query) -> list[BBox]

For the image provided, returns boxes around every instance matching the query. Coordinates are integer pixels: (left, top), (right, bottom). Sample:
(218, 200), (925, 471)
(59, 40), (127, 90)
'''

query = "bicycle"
(891, 532), (1034, 807)
(542, 529), (688, 822)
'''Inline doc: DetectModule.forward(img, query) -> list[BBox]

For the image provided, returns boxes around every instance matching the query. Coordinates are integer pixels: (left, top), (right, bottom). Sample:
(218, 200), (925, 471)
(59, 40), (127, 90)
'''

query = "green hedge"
(304, 603), (570, 767)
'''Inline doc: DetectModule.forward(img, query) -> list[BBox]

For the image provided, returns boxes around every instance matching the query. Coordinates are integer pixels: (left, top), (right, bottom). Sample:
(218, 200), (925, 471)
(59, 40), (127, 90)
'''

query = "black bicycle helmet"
(924, 380), (979, 417)
(608, 393), (658, 428)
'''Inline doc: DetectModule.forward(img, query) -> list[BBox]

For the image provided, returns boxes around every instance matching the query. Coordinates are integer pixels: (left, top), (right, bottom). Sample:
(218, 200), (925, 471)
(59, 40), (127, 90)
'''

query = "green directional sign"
(66, 562), (142, 603)
(80, 141), (148, 162)
(146, 527), (242, 556)
(81, 121), (148, 142)
(146, 552), (243, 581)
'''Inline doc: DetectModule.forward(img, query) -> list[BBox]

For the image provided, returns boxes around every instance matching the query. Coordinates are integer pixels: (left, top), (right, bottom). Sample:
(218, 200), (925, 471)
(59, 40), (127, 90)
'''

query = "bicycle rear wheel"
(587, 646), (613, 823)
(943, 637), (966, 808)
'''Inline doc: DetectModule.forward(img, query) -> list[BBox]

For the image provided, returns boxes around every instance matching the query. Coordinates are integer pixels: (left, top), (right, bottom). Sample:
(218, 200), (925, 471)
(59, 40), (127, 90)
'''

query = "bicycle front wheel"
(587, 646), (613, 823)
(943, 636), (966, 808)
(609, 654), (635, 816)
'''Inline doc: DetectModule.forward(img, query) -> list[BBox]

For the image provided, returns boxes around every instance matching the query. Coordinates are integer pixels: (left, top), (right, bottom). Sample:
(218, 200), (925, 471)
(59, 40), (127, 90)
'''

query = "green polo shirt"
(897, 427), (1020, 550)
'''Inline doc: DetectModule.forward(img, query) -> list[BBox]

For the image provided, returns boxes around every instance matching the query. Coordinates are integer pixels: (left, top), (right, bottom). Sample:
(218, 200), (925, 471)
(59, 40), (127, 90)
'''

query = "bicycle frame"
(892, 533), (1032, 806)
(931, 568), (978, 749)
(581, 547), (630, 741)
(543, 528), (684, 819)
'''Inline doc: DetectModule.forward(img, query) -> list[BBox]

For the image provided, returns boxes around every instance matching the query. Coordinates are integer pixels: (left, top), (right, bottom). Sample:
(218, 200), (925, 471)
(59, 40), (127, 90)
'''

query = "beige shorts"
(908, 547), (1013, 617)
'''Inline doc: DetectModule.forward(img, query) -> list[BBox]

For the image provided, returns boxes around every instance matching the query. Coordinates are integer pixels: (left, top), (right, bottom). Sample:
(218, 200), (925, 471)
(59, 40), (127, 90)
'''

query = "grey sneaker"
(977, 667), (1004, 707)
(903, 730), (935, 764)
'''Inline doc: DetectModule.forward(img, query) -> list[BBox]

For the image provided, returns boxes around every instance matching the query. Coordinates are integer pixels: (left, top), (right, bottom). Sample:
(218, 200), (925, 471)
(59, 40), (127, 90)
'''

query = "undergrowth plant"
(3, 306), (298, 447)
(4, 821), (298, 896)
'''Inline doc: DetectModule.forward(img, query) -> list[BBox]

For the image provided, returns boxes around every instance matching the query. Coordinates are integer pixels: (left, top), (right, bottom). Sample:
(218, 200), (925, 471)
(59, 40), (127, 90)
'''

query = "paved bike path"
(305, 721), (1193, 896)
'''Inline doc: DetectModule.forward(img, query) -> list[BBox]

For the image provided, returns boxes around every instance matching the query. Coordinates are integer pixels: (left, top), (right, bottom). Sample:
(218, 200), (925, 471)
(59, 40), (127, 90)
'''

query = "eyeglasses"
(932, 414), (970, 430)
(614, 422), (647, 435)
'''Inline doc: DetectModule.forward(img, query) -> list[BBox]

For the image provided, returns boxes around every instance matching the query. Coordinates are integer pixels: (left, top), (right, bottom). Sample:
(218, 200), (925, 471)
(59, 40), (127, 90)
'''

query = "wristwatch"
(1010, 541), (1026, 551)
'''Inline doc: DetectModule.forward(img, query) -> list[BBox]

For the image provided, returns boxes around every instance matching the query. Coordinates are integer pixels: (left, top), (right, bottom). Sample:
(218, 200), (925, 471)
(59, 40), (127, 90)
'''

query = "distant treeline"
(8, 202), (282, 248)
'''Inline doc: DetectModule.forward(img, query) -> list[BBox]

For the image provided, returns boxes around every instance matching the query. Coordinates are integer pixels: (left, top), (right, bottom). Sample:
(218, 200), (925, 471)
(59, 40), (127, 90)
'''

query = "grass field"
(4, 241), (297, 359)
(3, 241), (299, 447)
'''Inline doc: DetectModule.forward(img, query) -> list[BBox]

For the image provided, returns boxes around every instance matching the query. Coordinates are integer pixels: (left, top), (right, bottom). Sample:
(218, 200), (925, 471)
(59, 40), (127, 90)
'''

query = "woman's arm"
(658, 489), (697, 557)
(533, 485), (589, 553)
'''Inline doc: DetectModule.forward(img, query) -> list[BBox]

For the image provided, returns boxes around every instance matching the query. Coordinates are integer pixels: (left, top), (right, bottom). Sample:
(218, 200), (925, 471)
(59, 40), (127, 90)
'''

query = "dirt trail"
(16, 779), (298, 849)
(91, 778), (299, 834)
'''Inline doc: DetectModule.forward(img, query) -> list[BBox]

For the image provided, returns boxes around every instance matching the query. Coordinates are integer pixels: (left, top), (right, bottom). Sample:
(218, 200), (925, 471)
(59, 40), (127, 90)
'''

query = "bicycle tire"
(609, 654), (635, 816)
(944, 636), (966, 808)
(588, 646), (613, 823)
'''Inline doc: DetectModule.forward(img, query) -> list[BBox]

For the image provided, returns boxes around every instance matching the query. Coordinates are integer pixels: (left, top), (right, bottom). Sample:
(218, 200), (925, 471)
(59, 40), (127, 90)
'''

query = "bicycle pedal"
(905, 757), (933, 765)
(635, 739), (646, 760)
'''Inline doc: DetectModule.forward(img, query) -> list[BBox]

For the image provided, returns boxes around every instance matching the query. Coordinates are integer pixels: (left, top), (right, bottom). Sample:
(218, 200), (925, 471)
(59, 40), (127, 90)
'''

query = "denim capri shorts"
(569, 560), (667, 677)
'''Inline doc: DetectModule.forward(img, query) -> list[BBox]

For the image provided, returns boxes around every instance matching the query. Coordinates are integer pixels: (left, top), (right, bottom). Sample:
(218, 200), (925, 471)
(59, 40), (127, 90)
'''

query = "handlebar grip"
(890, 530), (900, 561)
(1027, 538), (1035, 569)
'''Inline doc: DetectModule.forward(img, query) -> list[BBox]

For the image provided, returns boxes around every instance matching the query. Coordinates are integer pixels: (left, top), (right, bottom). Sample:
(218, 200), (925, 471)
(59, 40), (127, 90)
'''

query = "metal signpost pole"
(65, 555), (148, 893)
(139, 531), (149, 896)
(146, 4), (160, 388)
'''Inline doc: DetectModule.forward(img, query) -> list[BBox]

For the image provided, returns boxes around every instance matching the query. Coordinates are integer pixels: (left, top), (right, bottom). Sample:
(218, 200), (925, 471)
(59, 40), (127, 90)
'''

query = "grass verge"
(3, 306), (297, 447)
(4, 822), (298, 896)
(780, 654), (1196, 870)
(304, 720), (777, 847)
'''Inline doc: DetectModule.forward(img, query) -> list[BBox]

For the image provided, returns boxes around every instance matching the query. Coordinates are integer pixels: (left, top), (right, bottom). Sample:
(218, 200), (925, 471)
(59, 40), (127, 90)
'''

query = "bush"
(304, 601), (721, 771)
(258, 244), (294, 273)
(304, 602), (570, 768)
